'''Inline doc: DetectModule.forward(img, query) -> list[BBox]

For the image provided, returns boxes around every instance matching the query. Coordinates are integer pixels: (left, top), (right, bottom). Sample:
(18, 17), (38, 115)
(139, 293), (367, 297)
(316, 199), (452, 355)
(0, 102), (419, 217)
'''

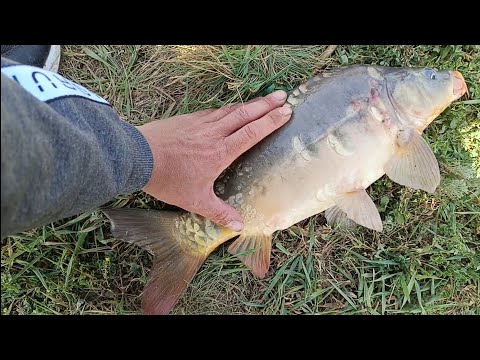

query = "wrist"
(136, 123), (164, 194)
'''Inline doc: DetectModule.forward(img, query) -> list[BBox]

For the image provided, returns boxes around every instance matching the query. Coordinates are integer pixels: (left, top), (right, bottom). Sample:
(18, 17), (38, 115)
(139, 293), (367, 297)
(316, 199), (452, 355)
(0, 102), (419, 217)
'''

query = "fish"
(103, 64), (468, 315)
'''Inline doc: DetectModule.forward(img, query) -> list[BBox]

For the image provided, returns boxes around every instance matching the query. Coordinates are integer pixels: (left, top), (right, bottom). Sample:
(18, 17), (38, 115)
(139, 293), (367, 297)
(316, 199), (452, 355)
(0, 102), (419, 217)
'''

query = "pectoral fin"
(385, 129), (440, 193)
(333, 189), (383, 232)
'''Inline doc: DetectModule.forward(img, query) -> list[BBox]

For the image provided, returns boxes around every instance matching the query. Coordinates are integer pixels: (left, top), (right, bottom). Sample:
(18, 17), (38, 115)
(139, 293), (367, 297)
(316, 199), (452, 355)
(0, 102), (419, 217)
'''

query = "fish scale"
(175, 212), (234, 255)
(219, 66), (384, 201)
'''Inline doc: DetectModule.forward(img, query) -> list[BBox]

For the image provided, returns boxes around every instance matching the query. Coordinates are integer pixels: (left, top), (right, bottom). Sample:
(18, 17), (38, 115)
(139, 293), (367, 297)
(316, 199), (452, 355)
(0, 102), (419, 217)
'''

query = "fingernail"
(271, 90), (287, 101)
(227, 220), (244, 232)
(279, 105), (292, 116)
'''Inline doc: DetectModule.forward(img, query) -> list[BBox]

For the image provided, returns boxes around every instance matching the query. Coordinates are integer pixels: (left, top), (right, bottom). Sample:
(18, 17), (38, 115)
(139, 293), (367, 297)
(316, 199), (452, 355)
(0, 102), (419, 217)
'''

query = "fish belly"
(243, 113), (397, 233)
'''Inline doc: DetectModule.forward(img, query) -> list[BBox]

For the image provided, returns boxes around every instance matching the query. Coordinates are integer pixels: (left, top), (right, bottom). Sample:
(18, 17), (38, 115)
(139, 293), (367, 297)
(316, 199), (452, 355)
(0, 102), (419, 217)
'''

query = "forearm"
(1, 59), (153, 238)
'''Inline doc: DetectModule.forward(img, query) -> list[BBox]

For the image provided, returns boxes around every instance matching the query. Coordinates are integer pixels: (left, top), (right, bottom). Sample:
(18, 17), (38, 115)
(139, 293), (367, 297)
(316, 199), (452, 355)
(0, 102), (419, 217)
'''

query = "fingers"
(170, 105), (243, 123)
(193, 108), (217, 117)
(167, 108), (217, 123)
(195, 190), (244, 232)
(215, 90), (288, 134)
(203, 96), (262, 122)
(206, 103), (244, 121)
(225, 105), (292, 158)
(175, 103), (249, 122)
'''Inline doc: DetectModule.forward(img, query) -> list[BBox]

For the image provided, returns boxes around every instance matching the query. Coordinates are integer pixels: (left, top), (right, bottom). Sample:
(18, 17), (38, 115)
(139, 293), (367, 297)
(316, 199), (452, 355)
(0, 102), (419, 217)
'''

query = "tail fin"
(103, 208), (208, 315)
(228, 232), (272, 278)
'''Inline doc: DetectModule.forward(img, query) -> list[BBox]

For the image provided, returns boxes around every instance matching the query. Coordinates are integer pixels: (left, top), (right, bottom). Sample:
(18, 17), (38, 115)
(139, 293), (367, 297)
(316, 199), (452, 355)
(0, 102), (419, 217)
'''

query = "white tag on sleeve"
(1, 65), (110, 105)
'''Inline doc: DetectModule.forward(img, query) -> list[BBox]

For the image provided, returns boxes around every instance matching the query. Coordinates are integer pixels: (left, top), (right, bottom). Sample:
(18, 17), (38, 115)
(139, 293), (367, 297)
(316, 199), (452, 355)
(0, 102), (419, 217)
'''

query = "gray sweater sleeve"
(1, 58), (153, 238)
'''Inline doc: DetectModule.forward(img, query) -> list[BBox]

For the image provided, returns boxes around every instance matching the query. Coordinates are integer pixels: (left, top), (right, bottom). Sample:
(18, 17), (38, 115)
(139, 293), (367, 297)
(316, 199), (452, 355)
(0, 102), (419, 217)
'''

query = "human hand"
(137, 90), (292, 231)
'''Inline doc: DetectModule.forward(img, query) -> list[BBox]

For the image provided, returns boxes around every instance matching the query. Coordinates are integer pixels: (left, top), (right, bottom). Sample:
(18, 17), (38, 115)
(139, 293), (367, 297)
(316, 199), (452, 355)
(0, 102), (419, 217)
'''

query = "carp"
(104, 65), (467, 314)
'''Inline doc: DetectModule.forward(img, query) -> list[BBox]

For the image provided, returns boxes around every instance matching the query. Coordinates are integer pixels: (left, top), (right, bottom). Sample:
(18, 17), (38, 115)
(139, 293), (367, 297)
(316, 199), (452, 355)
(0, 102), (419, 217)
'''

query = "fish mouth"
(451, 70), (468, 99)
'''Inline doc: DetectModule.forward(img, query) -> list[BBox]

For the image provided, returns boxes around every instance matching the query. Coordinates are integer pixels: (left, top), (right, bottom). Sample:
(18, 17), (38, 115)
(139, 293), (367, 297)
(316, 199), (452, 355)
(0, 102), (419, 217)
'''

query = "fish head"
(384, 67), (467, 131)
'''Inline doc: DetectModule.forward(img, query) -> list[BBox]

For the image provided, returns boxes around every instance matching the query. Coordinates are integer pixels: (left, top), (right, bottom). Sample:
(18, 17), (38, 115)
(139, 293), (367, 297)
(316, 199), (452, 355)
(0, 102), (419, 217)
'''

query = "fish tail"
(103, 208), (236, 315)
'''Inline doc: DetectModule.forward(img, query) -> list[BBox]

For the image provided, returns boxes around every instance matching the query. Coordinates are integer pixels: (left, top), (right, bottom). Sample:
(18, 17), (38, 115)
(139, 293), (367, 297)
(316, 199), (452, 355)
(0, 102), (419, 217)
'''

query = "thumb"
(198, 191), (244, 232)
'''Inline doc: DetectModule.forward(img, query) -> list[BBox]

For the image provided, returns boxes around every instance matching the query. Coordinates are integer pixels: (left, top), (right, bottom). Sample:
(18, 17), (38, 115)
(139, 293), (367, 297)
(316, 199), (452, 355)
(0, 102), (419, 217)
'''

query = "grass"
(1, 45), (479, 315)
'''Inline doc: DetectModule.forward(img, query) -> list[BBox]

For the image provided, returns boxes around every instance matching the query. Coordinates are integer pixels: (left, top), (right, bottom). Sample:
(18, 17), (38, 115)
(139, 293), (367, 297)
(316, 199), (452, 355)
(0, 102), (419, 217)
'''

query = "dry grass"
(2, 45), (479, 315)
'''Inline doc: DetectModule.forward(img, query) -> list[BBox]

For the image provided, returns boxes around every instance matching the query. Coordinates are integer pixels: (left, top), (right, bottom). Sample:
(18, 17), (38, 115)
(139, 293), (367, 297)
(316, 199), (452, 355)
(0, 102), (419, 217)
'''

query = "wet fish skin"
(218, 65), (463, 233)
(104, 65), (467, 314)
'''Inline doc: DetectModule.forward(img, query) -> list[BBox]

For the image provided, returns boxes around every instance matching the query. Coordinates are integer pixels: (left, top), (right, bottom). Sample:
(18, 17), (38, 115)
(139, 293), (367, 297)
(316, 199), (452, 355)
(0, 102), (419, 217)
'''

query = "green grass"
(2, 45), (479, 315)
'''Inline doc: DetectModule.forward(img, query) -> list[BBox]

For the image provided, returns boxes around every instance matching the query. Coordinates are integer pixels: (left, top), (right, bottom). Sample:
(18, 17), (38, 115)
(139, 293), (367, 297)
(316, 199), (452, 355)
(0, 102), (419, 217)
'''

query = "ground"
(2, 45), (479, 315)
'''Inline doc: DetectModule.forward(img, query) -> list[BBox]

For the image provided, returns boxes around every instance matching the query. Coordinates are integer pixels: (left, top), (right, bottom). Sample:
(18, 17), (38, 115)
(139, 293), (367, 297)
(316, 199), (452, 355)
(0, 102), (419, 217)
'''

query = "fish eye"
(424, 68), (437, 80)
